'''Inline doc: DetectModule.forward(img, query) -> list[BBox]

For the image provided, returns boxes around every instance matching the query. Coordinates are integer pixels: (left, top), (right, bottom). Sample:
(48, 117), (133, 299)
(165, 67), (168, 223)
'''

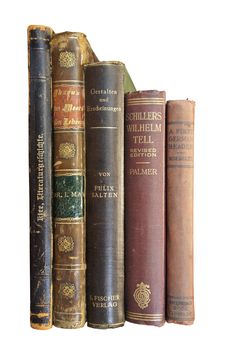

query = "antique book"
(51, 32), (97, 328)
(28, 25), (54, 330)
(85, 62), (135, 328)
(125, 90), (166, 326)
(166, 100), (195, 325)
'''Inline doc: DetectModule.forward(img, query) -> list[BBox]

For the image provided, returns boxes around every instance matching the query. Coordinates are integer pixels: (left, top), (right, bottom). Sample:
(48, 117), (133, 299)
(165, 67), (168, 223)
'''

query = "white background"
(0, 0), (235, 353)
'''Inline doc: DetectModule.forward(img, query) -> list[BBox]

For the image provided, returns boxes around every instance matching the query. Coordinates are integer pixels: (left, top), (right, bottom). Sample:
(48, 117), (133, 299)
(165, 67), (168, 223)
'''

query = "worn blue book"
(28, 25), (54, 329)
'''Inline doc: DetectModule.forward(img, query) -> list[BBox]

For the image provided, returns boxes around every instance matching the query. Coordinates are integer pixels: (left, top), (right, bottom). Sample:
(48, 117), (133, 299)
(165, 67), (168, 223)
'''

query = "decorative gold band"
(55, 218), (84, 224)
(127, 102), (164, 106)
(126, 311), (164, 322)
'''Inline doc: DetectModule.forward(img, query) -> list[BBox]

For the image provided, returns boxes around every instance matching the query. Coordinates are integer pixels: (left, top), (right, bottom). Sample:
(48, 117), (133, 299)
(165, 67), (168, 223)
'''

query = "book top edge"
(84, 61), (124, 68)
(167, 99), (195, 105)
(126, 90), (166, 96)
(52, 31), (87, 39)
(27, 25), (54, 33)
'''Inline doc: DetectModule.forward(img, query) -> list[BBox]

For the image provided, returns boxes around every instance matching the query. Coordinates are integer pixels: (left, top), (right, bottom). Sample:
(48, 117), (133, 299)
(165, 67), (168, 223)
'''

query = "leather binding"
(125, 90), (166, 326)
(85, 62), (135, 328)
(28, 25), (54, 330)
(51, 32), (97, 328)
(166, 100), (195, 325)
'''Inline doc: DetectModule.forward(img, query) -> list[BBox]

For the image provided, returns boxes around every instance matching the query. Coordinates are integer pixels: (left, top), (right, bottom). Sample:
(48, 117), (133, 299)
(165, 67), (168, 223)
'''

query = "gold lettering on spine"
(126, 111), (162, 121)
(62, 104), (84, 112)
(98, 171), (111, 177)
(126, 108), (163, 174)
(86, 87), (121, 113)
(129, 148), (157, 158)
(54, 191), (83, 198)
(133, 135), (154, 144)
(90, 88), (118, 95)
(129, 169), (158, 176)
(91, 171), (118, 198)
(36, 134), (45, 222)
(53, 85), (84, 129)
(127, 123), (162, 132)
(89, 294), (120, 308)
(53, 87), (81, 100)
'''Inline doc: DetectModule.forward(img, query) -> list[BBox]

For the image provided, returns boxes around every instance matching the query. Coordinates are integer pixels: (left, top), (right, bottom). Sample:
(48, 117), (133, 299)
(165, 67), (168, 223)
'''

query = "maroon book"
(125, 90), (166, 326)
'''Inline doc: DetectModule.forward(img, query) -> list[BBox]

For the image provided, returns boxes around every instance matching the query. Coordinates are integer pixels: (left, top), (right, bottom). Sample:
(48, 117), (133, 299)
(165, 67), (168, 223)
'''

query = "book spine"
(125, 91), (166, 326)
(85, 63), (125, 328)
(51, 32), (97, 328)
(166, 100), (195, 325)
(28, 25), (53, 330)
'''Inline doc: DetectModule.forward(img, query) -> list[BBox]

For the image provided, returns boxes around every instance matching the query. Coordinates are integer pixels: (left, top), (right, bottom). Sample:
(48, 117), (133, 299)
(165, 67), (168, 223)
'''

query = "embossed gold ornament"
(59, 142), (76, 159)
(59, 51), (76, 68)
(133, 282), (151, 309)
(58, 235), (74, 253)
(61, 283), (76, 299)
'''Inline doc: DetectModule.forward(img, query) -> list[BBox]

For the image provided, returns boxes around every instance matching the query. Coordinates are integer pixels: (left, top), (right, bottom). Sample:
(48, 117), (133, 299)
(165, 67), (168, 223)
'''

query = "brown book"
(51, 32), (97, 328)
(125, 90), (166, 326)
(166, 100), (195, 325)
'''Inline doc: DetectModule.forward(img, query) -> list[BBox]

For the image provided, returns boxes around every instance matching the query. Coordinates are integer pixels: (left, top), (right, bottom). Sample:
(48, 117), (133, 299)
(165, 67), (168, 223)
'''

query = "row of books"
(28, 25), (195, 330)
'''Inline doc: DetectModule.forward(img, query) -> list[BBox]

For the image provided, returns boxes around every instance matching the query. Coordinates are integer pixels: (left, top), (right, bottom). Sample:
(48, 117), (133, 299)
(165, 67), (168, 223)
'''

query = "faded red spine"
(125, 90), (166, 326)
